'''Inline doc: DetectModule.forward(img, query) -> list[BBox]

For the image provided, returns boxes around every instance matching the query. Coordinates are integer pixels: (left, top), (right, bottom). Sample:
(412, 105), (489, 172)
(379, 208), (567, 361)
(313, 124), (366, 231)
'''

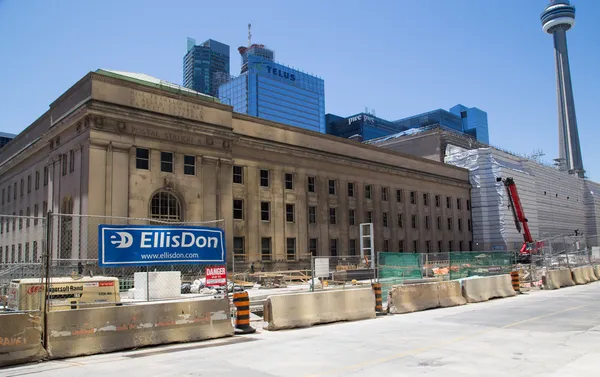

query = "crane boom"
(497, 177), (536, 256)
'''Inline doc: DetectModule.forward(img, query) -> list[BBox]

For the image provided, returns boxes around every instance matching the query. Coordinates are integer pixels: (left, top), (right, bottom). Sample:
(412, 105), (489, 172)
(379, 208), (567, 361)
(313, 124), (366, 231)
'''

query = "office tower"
(183, 38), (230, 97)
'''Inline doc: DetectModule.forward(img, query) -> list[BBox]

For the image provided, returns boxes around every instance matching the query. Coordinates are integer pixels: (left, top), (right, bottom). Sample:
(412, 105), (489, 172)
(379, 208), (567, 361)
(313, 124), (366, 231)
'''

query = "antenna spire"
(248, 23), (252, 47)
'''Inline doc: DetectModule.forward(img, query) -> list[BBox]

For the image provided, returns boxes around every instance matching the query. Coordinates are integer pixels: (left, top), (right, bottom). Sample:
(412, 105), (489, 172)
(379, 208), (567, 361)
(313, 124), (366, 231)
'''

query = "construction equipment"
(497, 177), (542, 263)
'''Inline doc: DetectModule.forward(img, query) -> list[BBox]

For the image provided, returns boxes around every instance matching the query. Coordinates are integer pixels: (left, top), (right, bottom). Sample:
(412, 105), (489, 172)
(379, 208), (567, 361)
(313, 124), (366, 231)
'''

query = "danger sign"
(205, 266), (226, 287)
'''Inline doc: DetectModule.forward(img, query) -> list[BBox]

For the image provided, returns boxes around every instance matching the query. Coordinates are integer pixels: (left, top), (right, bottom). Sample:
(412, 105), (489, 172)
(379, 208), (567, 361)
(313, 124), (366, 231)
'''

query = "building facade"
(327, 104), (489, 144)
(183, 38), (230, 97)
(0, 70), (472, 269)
(0, 132), (15, 149)
(219, 55), (325, 134)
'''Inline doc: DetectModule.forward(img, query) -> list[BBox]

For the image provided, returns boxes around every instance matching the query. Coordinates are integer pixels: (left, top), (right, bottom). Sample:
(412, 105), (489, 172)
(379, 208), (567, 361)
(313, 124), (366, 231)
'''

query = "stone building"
(0, 70), (472, 269)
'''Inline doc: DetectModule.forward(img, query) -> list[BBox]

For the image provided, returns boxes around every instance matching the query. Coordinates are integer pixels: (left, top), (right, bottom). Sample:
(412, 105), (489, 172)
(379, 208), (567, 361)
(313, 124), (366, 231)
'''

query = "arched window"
(150, 191), (182, 222)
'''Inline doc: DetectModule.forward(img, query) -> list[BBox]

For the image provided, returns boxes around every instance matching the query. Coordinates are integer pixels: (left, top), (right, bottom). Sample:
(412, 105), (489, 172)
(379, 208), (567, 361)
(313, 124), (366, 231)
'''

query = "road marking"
(305, 304), (590, 377)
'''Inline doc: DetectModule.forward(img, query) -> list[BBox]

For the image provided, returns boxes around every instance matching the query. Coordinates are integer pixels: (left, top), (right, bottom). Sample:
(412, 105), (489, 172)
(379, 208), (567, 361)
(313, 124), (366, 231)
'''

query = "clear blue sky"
(1, 0), (599, 179)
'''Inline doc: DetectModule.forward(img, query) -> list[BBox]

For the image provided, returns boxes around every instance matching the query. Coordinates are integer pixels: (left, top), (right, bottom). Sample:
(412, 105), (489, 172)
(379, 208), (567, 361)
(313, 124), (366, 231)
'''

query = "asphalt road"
(2, 282), (600, 377)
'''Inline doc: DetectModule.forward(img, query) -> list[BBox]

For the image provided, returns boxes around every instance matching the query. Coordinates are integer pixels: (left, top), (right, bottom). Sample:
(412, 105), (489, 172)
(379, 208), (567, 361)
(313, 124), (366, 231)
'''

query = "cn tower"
(541, 0), (584, 178)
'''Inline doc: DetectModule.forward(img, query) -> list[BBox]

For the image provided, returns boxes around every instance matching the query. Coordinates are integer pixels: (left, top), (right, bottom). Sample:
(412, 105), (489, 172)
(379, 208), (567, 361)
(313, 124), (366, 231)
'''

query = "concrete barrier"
(571, 266), (594, 285)
(461, 275), (516, 303)
(585, 266), (598, 282)
(594, 265), (600, 279)
(544, 268), (575, 290)
(263, 288), (375, 331)
(0, 312), (46, 367)
(46, 298), (233, 359)
(387, 281), (465, 314)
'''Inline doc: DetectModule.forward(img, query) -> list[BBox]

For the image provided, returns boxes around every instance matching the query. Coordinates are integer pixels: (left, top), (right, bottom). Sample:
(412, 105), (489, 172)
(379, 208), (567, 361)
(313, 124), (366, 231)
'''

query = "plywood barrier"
(46, 298), (233, 359)
(543, 268), (575, 290)
(263, 288), (375, 331)
(0, 312), (46, 367)
(461, 275), (516, 303)
(571, 266), (594, 285)
(387, 281), (465, 314)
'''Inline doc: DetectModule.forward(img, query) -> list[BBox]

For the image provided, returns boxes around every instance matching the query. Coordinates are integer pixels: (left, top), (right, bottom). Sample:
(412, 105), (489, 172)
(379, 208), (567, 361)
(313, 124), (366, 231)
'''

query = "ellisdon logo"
(110, 231), (219, 249)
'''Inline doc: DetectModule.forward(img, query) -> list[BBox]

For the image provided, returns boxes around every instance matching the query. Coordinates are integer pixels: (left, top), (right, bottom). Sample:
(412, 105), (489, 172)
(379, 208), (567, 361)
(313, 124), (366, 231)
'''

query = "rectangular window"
(35, 171), (40, 190)
(458, 218), (463, 231)
(438, 241), (442, 252)
(160, 152), (173, 173)
(43, 166), (49, 185)
(12, 212), (15, 231)
(18, 244), (22, 263)
(260, 202), (270, 221)
(328, 179), (336, 195)
(426, 240), (431, 253)
(365, 185), (372, 199)
(447, 217), (453, 230)
(423, 193), (429, 206)
(399, 240), (404, 252)
(349, 239), (357, 255)
(285, 173), (293, 190)
(397, 213), (404, 228)
(396, 189), (403, 203)
(435, 195), (440, 207)
(309, 238), (318, 256)
(43, 201), (47, 216)
(349, 209), (355, 225)
(347, 182), (354, 197)
(183, 155), (196, 175)
(307, 176), (315, 192)
(135, 148), (150, 170)
(26, 207), (30, 227)
(437, 216), (442, 230)
(20, 179), (24, 197)
(233, 237), (245, 262)
(61, 155), (67, 176)
(382, 212), (388, 227)
(413, 240), (418, 253)
(0, 218), (3, 234)
(286, 204), (295, 223)
(25, 243), (30, 263)
(448, 241), (453, 251)
(233, 199), (243, 220)
(329, 207), (337, 224)
(27, 175), (31, 193)
(70, 150), (75, 172)
(6, 186), (9, 203)
(366, 210), (372, 223)
(308, 206), (317, 224)
(446, 197), (452, 209)
(381, 187), (388, 201)
(459, 241), (464, 251)
(260, 169), (269, 187)
(1, 188), (4, 204)
(469, 241), (473, 251)
(34, 204), (39, 225)
(410, 191), (416, 204)
(383, 240), (389, 252)
(13, 182), (16, 199)
(233, 165), (243, 184)
(468, 219), (472, 231)
(457, 198), (462, 210)
(19, 210), (23, 229)
(425, 215), (430, 229)
(467, 200), (471, 211)
(261, 237), (272, 261)
(330, 239), (338, 256)
(11, 245), (15, 263)
(411, 214), (417, 229)
(286, 238), (296, 261)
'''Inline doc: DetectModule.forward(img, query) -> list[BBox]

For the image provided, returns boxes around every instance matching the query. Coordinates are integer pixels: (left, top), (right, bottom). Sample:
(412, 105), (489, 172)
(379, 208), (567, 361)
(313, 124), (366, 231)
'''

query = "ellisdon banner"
(98, 225), (226, 267)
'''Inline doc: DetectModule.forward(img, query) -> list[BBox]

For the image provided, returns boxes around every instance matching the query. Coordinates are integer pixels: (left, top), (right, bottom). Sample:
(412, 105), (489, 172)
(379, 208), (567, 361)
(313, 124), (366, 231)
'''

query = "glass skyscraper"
(219, 46), (325, 133)
(0, 132), (15, 149)
(183, 38), (230, 97)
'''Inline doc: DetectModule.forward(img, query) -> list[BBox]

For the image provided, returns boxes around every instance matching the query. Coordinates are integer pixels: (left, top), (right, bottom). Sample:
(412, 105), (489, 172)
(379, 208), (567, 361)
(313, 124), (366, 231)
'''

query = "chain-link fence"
(421, 252), (451, 280)
(448, 252), (515, 280)
(377, 252), (423, 301)
(43, 213), (227, 310)
(0, 214), (46, 313)
(310, 255), (376, 291)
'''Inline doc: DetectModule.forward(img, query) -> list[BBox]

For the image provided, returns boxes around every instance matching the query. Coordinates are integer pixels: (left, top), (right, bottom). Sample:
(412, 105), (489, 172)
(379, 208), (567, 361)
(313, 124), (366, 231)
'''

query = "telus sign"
(98, 225), (226, 267)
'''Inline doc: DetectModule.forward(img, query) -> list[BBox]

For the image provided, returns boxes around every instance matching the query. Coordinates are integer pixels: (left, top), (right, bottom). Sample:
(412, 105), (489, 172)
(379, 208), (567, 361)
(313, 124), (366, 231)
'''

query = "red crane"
(497, 177), (541, 262)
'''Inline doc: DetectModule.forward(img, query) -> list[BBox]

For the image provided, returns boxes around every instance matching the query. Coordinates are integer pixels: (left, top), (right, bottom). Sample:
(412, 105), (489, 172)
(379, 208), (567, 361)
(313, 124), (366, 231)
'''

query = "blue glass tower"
(541, 0), (584, 178)
(219, 44), (325, 133)
(183, 38), (230, 97)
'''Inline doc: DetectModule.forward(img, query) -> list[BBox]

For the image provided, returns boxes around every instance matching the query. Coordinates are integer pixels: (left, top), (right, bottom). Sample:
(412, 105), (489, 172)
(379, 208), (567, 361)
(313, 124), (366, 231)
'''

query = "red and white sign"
(205, 266), (227, 287)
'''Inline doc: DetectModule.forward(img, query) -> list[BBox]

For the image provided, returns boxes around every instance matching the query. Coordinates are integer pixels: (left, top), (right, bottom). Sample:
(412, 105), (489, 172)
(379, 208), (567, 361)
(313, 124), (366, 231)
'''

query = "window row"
(231, 236), (473, 262)
(232, 199), (471, 231)
(135, 148), (196, 175)
(1, 168), (50, 205)
(233, 166), (470, 211)
(0, 241), (40, 264)
(0, 202), (47, 234)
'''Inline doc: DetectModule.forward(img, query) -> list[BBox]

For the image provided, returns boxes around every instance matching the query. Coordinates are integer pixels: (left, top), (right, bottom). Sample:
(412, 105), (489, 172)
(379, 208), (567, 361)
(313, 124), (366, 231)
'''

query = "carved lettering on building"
(130, 91), (204, 122)
(129, 126), (207, 146)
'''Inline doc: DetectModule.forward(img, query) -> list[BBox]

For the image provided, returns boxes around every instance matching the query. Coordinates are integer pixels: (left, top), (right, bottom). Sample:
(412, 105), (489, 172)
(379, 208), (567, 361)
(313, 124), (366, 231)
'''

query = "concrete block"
(438, 281), (467, 308)
(461, 275), (516, 303)
(544, 268), (575, 290)
(387, 281), (465, 314)
(264, 288), (375, 331)
(134, 271), (181, 300)
(46, 298), (233, 359)
(594, 265), (600, 279)
(571, 266), (593, 285)
(0, 312), (46, 367)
